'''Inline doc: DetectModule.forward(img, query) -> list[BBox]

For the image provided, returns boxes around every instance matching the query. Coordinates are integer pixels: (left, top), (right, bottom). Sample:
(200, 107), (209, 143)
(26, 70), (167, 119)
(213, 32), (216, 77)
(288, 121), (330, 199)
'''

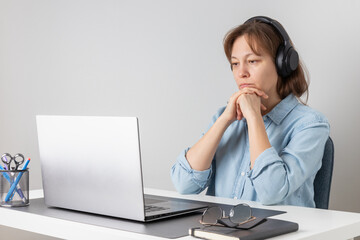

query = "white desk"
(1, 188), (360, 240)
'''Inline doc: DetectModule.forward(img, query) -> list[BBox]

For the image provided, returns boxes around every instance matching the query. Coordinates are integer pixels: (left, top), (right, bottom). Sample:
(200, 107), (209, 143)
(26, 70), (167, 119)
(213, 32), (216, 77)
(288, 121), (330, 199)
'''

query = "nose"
(235, 64), (249, 78)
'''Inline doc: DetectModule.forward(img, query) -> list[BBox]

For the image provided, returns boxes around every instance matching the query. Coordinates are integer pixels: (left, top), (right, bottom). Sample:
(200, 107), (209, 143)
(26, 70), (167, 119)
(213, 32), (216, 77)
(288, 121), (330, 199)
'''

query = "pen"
(0, 165), (12, 182)
(0, 164), (27, 202)
(5, 158), (30, 202)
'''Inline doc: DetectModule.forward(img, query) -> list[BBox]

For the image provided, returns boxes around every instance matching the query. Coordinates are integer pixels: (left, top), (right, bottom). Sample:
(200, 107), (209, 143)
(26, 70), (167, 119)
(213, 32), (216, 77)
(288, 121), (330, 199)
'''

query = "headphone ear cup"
(286, 47), (299, 74)
(276, 44), (299, 78)
(275, 44), (287, 77)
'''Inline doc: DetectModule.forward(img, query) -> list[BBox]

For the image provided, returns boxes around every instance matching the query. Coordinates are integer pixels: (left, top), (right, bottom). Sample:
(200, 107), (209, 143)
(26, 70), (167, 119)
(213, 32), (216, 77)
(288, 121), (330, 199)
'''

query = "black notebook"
(189, 218), (298, 240)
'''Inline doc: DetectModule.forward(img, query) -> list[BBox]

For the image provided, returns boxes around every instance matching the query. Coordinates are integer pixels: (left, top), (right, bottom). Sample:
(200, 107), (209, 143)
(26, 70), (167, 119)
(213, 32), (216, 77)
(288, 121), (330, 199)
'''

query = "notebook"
(36, 115), (207, 222)
(189, 218), (299, 240)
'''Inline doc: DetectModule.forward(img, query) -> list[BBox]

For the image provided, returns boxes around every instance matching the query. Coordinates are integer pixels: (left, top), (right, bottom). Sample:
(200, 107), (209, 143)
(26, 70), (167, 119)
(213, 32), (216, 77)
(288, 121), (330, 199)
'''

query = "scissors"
(1, 153), (25, 170)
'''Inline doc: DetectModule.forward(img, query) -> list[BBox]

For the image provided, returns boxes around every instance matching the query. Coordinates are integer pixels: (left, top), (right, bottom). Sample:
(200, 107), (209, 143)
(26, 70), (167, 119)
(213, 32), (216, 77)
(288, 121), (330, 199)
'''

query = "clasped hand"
(223, 87), (268, 123)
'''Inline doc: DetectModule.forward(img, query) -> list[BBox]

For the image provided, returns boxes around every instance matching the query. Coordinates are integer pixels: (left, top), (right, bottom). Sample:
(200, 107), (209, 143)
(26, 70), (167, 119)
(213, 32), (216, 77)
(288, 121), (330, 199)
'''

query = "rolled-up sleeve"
(171, 107), (225, 195)
(247, 120), (330, 205)
(170, 148), (212, 194)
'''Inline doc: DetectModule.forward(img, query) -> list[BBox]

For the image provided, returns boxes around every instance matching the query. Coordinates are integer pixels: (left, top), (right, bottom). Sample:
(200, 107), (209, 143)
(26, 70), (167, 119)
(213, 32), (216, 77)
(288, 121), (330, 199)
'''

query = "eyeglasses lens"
(202, 206), (222, 224)
(229, 204), (251, 224)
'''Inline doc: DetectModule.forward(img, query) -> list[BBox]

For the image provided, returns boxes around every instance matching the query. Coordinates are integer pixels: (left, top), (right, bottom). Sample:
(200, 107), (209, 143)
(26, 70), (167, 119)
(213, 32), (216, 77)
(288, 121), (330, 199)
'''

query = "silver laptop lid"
(36, 115), (146, 221)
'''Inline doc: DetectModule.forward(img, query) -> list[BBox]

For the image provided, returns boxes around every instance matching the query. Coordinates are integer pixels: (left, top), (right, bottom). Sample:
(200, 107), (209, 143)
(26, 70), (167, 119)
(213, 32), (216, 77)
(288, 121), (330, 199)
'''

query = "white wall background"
(1, 0), (359, 213)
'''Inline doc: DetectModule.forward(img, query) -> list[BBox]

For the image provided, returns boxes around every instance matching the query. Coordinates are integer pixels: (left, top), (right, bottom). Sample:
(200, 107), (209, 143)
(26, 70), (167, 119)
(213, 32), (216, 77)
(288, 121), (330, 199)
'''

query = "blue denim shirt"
(171, 94), (330, 207)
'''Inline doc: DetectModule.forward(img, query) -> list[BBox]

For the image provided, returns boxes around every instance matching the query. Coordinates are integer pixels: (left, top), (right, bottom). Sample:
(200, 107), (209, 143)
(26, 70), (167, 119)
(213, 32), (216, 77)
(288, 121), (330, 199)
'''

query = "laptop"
(36, 115), (207, 222)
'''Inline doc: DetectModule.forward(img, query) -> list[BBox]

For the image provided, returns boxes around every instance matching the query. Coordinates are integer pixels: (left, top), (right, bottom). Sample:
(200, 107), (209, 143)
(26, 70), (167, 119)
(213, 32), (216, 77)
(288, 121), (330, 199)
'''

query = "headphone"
(244, 16), (299, 78)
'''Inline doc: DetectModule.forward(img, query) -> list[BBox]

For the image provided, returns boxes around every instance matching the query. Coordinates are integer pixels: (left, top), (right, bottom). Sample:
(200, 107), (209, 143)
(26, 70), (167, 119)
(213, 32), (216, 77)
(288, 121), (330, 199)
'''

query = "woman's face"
(231, 35), (280, 100)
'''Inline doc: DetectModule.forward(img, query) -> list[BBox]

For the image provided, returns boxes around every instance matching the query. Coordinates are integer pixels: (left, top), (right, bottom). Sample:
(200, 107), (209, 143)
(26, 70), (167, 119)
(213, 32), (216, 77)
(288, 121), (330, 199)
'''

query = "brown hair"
(223, 20), (309, 104)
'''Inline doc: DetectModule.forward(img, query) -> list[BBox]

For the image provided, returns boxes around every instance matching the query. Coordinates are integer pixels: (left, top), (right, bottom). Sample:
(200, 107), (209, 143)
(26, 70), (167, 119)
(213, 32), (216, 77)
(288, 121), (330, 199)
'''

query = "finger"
(228, 92), (241, 110)
(237, 100), (244, 120)
(237, 113), (242, 120)
(250, 88), (268, 98)
(231, 91), (244, 101)
(236, 102), (241, 120)
(261, 104), (267, 111)
(230, 92), (246, 112)
(239, 87), (268, 99)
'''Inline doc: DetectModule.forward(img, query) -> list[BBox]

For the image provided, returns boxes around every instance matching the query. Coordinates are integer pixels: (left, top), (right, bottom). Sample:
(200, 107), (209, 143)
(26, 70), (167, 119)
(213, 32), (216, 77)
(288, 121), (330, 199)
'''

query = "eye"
(231, 62), (239, 67)
(248, 59), (258, 64)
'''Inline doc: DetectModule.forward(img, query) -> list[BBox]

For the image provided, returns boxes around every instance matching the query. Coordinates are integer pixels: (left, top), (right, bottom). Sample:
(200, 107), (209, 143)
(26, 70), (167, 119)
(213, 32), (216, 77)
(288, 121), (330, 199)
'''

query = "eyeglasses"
(200, 203), (256, 227)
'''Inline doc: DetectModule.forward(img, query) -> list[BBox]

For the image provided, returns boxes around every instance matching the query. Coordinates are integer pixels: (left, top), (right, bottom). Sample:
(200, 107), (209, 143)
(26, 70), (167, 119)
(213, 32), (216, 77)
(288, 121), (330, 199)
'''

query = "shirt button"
(241, 172), (245, 176)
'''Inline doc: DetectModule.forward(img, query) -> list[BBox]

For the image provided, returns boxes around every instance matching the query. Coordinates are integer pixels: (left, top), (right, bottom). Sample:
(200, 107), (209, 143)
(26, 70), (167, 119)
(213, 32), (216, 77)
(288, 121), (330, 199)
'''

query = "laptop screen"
(36, 115), (146, 221)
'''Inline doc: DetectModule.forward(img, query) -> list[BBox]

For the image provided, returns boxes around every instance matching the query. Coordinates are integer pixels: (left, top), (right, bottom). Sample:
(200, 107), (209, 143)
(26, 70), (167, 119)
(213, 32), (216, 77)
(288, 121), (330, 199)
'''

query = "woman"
(170, 16), (330, 207)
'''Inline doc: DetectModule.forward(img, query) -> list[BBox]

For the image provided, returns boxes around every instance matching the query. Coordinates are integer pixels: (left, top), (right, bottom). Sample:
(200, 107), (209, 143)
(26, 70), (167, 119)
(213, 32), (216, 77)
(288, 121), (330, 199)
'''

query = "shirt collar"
(266, 94), (299, 125)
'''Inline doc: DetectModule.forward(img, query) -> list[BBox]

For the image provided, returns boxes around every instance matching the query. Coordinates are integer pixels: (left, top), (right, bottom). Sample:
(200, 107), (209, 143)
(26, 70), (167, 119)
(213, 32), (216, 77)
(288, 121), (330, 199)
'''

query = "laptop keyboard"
(145, 205), (170, 213)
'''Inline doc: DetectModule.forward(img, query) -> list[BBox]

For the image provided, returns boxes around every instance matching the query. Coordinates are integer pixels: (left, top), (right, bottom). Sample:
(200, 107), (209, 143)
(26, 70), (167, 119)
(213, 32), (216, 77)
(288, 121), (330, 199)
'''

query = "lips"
(239, 83), (254, 89)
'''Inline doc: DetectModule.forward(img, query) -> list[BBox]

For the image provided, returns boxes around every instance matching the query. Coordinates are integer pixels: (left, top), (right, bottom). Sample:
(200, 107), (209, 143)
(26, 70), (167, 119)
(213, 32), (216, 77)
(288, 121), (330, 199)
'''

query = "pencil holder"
(0, 169), (29, 207)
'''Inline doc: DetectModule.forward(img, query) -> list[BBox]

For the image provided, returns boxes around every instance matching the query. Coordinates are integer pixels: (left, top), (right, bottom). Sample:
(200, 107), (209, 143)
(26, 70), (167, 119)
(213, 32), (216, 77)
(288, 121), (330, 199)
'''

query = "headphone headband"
(244, 16), (290, 43)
